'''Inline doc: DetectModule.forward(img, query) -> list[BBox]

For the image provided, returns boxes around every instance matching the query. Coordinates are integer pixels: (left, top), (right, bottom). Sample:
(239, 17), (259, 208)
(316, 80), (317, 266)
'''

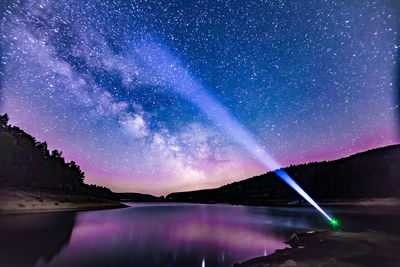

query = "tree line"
(0, 114), (114, 199)
(167, 143), (400, 205)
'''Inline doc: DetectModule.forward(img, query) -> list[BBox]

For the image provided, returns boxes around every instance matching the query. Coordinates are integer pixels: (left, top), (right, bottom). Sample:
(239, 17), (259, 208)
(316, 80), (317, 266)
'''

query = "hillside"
(0, 113), (125, 213)
(167, 145), (400, 205)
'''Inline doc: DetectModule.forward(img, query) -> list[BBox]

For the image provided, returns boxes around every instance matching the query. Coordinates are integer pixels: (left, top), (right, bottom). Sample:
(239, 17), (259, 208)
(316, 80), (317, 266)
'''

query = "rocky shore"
(234, 229), (400, 267)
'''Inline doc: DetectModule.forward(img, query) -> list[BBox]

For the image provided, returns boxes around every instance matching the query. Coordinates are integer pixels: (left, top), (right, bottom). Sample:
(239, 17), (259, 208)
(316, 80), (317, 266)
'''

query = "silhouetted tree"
(0, 113), (9, 128)
(0, 113), (115, 199)
(51, 150), (62, 159)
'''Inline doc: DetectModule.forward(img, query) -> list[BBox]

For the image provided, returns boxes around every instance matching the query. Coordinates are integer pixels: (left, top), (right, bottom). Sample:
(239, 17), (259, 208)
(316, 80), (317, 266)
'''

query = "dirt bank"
(0, 187), (126, 214)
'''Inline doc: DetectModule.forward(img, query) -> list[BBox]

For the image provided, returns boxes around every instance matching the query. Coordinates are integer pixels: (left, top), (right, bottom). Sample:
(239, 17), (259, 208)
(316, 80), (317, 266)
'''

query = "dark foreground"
(235, 230), (400, 267)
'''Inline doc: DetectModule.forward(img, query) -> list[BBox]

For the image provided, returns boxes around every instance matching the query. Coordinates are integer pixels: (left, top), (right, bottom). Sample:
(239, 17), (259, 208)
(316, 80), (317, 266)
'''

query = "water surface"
(0, 203), (399, 267)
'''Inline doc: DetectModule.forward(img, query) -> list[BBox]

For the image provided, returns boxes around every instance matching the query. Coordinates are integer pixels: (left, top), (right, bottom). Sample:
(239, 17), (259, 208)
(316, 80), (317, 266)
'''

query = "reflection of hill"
(0, 212), (76, 267)
(167, 145), (400, 205)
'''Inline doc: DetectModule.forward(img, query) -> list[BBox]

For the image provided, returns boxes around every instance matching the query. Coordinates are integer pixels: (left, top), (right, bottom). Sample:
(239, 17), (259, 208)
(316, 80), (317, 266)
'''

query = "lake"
(1, 203), (399, 267)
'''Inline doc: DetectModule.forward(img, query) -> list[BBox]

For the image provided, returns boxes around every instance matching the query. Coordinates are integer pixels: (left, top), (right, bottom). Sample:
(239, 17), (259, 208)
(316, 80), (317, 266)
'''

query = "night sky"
(1, 0), (399, 195)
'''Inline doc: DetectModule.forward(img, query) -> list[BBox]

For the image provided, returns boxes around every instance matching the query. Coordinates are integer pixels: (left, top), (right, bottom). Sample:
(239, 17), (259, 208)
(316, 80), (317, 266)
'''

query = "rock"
(279, 259), (296, 266)
(234, 230), (400, 266)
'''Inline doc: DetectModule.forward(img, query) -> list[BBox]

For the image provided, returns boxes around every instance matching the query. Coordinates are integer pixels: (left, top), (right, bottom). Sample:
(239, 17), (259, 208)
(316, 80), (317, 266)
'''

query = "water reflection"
(32, 204), (288, 267)
(0, 203), (399, 267)
(0, 212), (76, 267)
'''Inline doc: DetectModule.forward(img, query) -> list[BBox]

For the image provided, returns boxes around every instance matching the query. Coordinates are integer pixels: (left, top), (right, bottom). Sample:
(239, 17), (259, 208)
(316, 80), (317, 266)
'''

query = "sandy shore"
(234, 230), (400, 267)
(0, 188), (126, 214)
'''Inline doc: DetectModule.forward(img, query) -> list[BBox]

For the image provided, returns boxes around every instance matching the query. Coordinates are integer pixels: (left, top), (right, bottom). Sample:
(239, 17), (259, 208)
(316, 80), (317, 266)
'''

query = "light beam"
(135, 40), (333, 222)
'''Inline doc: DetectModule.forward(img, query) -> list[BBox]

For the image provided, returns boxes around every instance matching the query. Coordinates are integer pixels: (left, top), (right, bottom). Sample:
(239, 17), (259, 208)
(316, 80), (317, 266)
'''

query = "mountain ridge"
(167, 144), (400, 205)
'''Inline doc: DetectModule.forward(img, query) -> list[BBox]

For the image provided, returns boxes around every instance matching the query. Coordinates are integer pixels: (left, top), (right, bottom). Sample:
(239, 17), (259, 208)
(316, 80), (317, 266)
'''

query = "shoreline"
(0, 187), (127, 215)
(234, 229), (400, 266)
(165, 197), (400, 208)
(314, 198), (400, 207)
(2, 194), (400, 214)
(0, 203), (128, 215)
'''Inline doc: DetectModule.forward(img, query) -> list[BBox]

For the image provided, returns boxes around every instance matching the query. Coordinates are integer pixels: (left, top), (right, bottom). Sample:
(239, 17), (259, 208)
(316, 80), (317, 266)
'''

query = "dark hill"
(0, 113), (115, 199)
(167, 145), (400, 205)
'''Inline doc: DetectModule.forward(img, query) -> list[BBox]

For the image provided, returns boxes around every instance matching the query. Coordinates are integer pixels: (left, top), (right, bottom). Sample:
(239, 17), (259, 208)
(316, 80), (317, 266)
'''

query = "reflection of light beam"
(136, 41), (332, 222)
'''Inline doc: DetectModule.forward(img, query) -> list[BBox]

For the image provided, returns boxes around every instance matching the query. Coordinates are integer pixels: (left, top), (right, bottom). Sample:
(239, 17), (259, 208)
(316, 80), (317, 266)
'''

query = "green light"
(330, 218), (339, 226)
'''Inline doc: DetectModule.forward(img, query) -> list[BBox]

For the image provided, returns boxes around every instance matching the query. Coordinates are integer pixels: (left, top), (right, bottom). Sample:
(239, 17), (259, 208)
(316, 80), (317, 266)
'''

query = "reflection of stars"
(1, 0), (398, 195)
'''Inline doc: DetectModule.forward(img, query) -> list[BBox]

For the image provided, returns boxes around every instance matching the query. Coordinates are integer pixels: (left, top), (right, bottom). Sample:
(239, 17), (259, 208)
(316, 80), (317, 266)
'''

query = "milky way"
(1, 0), (399, 195)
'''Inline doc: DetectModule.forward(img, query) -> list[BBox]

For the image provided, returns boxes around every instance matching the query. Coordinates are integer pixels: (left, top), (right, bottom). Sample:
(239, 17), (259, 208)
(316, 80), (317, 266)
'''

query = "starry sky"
(1, 0), (399, 195)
